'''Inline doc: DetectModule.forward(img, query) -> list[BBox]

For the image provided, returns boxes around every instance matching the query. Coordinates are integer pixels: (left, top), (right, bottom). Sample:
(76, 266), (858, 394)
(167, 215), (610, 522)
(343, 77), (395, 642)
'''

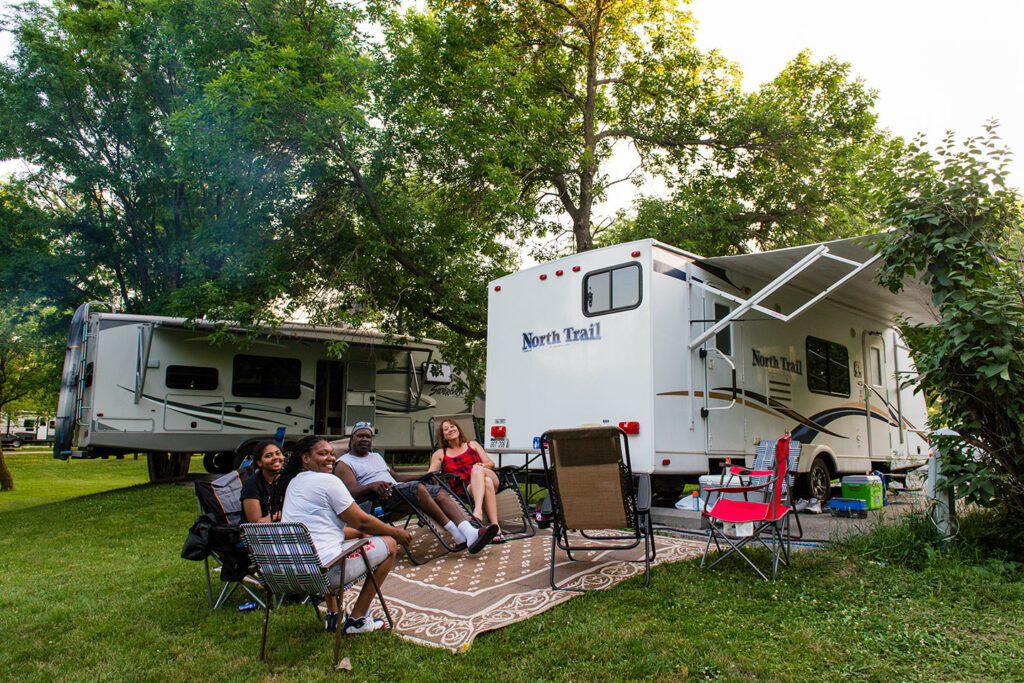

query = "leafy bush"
(839, 505), (1023, 578)
(875, 124), (1024, 518)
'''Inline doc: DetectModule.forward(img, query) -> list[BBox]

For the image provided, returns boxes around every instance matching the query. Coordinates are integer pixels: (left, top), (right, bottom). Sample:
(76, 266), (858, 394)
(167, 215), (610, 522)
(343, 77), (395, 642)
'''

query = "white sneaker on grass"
(342, 615), (386, 635)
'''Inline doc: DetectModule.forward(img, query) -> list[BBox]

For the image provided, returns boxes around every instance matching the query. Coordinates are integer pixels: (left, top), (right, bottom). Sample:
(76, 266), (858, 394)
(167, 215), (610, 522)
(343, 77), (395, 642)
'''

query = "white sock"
(445, 521), (466, 544)
(457, 521), (478, 546)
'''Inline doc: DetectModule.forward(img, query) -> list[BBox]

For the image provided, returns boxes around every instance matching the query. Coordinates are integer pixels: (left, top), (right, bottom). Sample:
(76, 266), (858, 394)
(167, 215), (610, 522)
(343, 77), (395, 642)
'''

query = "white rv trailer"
(54, 303), (471, 475)
(484, 235), (935, 500)
(1, 413), (55, 448)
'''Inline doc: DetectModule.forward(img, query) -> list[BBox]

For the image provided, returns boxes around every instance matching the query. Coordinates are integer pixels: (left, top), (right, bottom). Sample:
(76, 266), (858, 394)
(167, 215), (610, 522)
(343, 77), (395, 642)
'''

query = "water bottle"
(691, 490), (701, 511)
(238, 601), (258, 612)
(373, 505), (384, 518)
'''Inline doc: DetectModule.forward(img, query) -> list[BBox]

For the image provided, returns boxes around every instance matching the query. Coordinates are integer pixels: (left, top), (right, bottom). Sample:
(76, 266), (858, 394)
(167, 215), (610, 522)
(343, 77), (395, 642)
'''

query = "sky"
(3, 0), (1022, 194)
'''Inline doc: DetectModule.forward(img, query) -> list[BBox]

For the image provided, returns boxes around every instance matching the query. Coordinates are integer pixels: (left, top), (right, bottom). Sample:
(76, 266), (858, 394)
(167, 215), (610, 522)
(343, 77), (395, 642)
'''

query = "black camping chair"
(426, 413), (536, 541)
(355, 479), (478, 566)
(540, 426), (656, 591)
(188, 468), (266, 609)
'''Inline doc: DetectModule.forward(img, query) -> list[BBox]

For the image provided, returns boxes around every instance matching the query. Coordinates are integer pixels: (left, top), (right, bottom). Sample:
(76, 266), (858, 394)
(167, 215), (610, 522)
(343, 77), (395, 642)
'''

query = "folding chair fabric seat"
(241, 523), (393, 667)
(541, 426), (656, 591)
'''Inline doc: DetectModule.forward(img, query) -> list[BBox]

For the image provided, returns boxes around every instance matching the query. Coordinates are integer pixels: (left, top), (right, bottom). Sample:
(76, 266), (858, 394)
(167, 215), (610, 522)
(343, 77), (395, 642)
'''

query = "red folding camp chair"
(700, 434), (792, 580)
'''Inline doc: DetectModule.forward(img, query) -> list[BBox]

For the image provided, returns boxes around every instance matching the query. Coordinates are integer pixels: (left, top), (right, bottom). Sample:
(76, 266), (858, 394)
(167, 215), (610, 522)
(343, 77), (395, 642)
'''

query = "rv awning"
(696, 234), (938, 327)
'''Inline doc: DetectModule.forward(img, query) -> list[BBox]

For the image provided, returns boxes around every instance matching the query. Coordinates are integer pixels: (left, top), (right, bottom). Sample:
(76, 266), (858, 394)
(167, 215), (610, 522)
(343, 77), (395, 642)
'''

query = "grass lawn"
(0, 453), (1021, 681)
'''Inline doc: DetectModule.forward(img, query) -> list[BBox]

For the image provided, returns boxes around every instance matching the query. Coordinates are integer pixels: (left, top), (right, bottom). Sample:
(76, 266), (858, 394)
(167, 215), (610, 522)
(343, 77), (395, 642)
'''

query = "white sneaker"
(342, 615), (386, 635)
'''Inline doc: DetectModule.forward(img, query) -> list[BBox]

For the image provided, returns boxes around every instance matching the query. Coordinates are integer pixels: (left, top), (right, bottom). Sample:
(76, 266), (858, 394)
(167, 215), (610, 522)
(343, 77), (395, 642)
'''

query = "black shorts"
(381, 480), (443, 515)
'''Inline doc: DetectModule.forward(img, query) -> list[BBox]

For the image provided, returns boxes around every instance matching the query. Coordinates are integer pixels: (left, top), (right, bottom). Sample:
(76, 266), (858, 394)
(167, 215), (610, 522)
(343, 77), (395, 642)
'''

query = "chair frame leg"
(259, 588), (272, 663)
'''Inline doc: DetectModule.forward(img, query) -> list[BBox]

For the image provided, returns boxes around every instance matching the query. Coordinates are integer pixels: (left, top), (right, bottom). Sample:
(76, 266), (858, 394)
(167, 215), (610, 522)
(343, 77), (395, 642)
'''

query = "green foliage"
(875, 124), (1024, 516)
(610, 52), (904, 256)
(837, 505), (1023, 576)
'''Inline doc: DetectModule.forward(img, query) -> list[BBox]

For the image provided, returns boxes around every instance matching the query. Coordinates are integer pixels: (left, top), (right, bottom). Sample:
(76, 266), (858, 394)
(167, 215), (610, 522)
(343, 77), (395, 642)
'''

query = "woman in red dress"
(427, 419), (504, 543)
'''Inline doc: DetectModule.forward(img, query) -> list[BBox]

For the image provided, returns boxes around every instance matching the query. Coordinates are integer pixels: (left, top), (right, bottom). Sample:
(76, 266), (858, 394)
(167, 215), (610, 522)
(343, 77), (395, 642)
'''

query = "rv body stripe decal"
(656, 389), (915, 444)
(115, 386), (293, 430)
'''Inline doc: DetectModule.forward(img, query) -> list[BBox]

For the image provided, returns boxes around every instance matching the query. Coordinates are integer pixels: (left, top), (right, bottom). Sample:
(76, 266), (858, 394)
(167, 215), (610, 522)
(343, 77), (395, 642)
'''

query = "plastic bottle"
(691, 490), (701, 511)
(373, 505), (384, 518)
(238, 601), (258, 612)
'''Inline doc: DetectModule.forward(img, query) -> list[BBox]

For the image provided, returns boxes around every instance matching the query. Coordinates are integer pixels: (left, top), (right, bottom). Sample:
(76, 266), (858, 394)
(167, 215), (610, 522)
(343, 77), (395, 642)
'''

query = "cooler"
(699, 473), (755, 507)
(841, 474), (884, 509)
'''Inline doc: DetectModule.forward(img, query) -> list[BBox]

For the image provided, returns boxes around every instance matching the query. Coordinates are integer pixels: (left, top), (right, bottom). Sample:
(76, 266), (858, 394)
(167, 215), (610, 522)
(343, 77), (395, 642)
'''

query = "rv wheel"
(803, 458), (832, 502)
(213, 451), (234, 473)
(146, 452), (192, 482)
(202, 453), (218, 473)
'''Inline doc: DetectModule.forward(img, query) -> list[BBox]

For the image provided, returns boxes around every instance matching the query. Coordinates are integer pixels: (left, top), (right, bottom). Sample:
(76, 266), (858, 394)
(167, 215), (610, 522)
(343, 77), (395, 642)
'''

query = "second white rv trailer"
(54, 303), (472, 473)
(1, 413), (55, 448)
(484, 235), (935, 500)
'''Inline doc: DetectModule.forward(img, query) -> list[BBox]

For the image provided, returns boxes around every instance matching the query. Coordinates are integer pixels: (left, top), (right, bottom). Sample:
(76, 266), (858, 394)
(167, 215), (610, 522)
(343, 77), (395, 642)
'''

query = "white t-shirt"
(282, 471), (357, 563)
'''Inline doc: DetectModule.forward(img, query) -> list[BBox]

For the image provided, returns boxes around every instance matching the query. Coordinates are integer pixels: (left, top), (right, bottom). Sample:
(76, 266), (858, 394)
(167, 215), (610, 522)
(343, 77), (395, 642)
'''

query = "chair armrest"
(729, 466), (773, 477)
(635, 473), (652, 512)
(321, 538), (370, 571)
(701, 481), (771, 494)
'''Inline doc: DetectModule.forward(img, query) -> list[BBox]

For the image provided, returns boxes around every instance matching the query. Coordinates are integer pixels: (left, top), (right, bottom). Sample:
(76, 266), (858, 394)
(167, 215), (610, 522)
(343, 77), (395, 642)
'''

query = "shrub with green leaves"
(875, 123), (1024, 522)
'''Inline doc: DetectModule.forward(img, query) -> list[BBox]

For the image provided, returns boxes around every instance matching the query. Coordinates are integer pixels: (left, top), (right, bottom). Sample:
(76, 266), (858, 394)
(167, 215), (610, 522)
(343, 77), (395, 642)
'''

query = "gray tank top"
(339, 451), (396, 486)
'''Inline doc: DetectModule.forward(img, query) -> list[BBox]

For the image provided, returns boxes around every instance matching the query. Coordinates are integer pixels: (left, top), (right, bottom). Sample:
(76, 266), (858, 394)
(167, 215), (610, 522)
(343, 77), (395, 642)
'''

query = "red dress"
(441, 445), (483, 495)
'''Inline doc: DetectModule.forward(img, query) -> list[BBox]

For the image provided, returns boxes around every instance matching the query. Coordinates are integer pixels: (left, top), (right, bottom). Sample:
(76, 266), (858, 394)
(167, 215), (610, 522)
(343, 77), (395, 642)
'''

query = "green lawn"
(0, 447), (205, 513)
(0, 453), (1021, 681)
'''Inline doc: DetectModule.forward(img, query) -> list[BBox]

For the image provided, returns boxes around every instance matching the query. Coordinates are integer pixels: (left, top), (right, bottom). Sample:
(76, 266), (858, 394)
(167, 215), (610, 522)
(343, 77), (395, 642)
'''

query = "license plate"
(489, 438), (508, 449)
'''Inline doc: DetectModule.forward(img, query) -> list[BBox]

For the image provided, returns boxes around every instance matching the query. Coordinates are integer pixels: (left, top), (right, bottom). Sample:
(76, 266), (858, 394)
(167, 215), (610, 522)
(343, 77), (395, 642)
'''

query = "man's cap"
(351, 421), (374, 436)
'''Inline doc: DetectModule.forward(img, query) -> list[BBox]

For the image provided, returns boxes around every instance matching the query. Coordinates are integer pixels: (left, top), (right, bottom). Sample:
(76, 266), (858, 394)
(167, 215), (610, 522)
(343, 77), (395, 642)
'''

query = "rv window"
(806, 337), (851, 397)
(871, 347), (883, 386)
(583, 263), (642, 316)
(166, 365), (219, 391)
(232, 355), (302, 399)
(23, 419), (34, 430)
(714, 303), (732, 356)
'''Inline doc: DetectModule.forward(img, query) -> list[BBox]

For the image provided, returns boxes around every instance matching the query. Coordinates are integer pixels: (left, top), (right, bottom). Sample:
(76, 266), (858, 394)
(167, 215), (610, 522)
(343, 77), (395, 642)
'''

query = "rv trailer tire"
(801, 457), (832, 502)
(213, 451), (234, 473)
(202, 453), (217, 473)
(146, 452), (192, 482)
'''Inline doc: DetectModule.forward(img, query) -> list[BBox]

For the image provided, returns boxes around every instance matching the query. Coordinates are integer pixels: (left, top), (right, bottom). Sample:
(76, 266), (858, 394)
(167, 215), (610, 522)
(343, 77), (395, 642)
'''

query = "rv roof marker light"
(539, 274), (547, 280)
(494, 285), (501, 291)
(618, 421), (640, 434)
(555, 269), (564, 276)
(631, 250), (641, 258)
(572, 265), (581, 272)
(662, 458), (671, 466)
(490, 425), (506, 438)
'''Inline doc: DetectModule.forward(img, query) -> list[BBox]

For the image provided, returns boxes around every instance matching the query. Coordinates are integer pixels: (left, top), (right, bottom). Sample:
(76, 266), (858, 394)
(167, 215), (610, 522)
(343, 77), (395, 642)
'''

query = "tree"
(874, 124), (1024, 519)
(385, 0), (899, 256)
(0, 306), (60, 491)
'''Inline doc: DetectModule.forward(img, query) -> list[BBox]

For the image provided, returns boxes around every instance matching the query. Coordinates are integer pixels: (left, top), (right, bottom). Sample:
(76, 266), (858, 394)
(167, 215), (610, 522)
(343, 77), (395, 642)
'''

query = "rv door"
(700, 297), (746, 454)
(864, 337), (893, 458)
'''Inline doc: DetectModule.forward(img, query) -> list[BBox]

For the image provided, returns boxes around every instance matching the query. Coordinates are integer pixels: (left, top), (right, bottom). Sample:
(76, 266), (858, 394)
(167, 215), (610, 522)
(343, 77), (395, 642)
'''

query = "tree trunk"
(0, 447), (14, 491)
(146, 452), (192, 482)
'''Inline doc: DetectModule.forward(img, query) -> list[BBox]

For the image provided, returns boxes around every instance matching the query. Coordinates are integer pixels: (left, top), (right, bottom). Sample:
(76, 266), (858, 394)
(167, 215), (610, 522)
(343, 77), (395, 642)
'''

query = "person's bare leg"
(349, 537), (397, 619)
(415, 482), (462, 525)
(432, 488), (467, 525)
(469, 466), (488, 520)
(481, 472), (500, 529)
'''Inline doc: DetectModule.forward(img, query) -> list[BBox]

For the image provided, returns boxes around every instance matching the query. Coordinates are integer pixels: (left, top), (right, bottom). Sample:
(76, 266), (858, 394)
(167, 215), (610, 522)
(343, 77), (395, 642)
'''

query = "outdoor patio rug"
(337, 527), (705, 652)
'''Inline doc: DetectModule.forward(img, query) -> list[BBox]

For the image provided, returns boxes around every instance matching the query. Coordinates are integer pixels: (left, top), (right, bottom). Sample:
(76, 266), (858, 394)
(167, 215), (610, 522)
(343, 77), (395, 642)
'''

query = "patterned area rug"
(341, 526), (705, 652)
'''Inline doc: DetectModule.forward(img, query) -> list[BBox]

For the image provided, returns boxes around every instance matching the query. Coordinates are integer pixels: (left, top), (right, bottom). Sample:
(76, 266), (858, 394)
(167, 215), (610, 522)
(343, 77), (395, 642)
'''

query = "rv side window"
(714, 303), (732, 356)
(583, 263), (642, 316)
(166, 365), (219, 391)
(232, 355), (302, 399)
(806, 337), (851, 397)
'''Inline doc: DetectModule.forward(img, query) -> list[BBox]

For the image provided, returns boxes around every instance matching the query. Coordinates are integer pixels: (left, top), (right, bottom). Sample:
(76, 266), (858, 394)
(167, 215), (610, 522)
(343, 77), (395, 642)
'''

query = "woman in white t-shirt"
(280, 436), (412, 635)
